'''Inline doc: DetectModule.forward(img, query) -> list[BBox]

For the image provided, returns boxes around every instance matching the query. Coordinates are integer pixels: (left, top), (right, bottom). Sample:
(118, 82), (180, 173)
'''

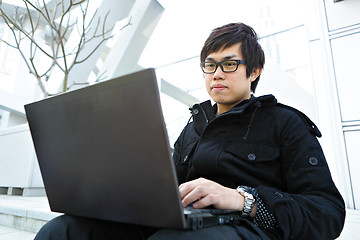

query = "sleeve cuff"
(250, 187), (279, 230)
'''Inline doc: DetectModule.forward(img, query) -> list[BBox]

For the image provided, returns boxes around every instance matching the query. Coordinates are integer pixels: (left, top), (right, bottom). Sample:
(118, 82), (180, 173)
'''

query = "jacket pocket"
(175, 140), (199, 184)
(225, 142), (280, 163)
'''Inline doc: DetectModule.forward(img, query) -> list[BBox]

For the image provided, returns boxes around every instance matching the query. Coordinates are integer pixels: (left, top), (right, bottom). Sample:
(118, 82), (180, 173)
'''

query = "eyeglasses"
(200, 60), (246, 74)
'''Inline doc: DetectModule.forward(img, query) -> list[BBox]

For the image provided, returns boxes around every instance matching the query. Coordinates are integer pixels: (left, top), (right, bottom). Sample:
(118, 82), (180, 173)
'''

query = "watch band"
(236, 186), (256, 217)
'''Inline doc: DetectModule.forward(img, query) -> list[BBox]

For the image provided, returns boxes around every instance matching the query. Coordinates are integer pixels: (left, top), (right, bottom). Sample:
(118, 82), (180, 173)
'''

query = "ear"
(250, 68), (262, 82)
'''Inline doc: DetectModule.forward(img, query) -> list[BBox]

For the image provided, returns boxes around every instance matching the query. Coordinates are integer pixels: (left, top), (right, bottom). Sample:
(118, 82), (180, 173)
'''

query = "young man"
(35, 23), (345, 240)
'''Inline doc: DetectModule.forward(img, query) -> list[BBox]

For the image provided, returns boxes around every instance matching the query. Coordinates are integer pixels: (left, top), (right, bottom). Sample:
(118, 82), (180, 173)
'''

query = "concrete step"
(0, 225), (35, 240)
(0, 195), (61, 233)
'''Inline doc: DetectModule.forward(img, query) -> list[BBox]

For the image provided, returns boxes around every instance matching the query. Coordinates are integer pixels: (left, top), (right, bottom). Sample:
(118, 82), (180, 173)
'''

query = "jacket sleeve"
(256, 109), (345, 239)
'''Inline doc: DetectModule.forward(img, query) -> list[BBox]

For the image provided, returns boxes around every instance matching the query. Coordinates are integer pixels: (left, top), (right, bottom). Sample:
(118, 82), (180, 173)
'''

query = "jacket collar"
(189, 94), (277, 135)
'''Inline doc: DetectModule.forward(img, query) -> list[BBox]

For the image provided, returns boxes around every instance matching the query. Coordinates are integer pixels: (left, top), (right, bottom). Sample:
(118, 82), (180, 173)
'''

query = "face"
(203, 43), (259, 115)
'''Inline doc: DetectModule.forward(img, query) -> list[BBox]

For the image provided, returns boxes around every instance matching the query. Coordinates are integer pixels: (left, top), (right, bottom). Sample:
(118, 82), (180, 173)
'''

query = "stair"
(0, 195), (60, 233)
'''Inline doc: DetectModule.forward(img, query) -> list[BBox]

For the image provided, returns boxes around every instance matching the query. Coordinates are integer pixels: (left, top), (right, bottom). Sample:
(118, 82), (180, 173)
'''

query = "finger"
(181, 184), (210, 207)
(178, 182), (194, 200)
(192, 193), (218, 209)
(179, 178), (205, 199)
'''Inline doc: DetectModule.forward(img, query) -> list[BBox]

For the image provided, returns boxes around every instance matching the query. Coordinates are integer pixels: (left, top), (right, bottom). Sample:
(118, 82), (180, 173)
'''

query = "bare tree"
(0, 0), (130, 96)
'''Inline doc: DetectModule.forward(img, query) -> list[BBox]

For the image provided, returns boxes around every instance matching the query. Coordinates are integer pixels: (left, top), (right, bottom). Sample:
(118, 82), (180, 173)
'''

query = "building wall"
(306, 0), (360, 209)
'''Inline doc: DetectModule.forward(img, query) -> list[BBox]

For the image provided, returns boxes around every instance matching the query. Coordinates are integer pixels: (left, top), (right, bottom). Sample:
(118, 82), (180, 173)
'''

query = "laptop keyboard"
(184, 206), (240, 215)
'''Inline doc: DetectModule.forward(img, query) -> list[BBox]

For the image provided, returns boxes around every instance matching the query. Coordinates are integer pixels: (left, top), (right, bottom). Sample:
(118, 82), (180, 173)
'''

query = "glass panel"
(324, 0), (360, 31)
(260, 26), (314, 96)
(344, 131), (360, 209)
(331, 33), (360, 122)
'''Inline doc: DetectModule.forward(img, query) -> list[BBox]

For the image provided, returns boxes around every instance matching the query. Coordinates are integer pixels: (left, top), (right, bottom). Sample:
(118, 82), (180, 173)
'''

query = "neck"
(216, 95), (253, 116)
(216, 104), (234, 116)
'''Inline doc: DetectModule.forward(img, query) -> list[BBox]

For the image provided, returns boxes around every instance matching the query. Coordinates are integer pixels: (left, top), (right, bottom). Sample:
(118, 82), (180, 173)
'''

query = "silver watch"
(236, 186), (255, 217)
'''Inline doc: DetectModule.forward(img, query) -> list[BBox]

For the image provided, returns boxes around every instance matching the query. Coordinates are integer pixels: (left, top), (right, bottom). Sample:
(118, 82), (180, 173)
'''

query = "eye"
(223, 61), (236, 67)
(204, 62), (216, 68)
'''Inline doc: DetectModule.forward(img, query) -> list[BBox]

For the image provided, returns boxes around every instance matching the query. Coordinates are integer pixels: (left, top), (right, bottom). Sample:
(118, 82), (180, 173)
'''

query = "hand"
(179, 178), (244, 211)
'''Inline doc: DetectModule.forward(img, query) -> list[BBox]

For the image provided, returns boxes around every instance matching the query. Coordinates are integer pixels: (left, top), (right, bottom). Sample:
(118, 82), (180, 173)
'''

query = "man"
(35, 22), (345, 240)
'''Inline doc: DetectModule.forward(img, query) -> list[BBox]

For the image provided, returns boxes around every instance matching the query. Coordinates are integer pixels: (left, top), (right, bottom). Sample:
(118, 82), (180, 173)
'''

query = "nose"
(213, 64), (225, 80)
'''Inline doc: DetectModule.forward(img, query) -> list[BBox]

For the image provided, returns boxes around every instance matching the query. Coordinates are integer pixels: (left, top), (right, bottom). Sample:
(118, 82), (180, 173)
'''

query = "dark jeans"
(35, 215), (270, 240)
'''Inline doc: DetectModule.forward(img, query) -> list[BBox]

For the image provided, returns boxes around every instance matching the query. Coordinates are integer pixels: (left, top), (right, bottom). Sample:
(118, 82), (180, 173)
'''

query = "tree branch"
(1, 0), (127, 95)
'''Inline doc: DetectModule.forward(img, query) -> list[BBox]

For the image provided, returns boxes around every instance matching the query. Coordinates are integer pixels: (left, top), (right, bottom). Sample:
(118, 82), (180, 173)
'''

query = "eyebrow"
(205, 54), (238, 62)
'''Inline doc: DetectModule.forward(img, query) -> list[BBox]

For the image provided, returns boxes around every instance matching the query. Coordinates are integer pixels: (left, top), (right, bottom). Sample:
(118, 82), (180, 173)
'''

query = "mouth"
(211, 84), (227, 91)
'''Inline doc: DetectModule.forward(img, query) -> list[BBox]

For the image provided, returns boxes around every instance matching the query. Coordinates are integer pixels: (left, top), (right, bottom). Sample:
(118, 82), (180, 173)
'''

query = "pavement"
(0, 194), (359, 239)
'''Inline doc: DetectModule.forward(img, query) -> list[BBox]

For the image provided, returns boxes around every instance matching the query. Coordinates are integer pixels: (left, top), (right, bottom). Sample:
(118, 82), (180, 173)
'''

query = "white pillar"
(101, 0), (164, 78)
(304, 0), (353, 208)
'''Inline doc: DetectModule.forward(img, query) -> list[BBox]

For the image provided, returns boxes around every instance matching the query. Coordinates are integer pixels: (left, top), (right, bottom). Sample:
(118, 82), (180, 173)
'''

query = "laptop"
(25, 68), (241, 230)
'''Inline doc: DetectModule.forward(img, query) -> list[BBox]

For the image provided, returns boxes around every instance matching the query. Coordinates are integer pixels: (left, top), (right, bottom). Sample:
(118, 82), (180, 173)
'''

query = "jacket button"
(275, 192), (283, 198)
(309, 157), (318, 166)
(192, 109), (199, 115)
(255, 101), (262, 108)
(247, 153), (256, 161)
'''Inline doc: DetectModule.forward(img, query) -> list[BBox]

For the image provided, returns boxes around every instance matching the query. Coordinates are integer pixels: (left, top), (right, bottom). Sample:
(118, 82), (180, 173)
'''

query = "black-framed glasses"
(200, 60), (246, 74)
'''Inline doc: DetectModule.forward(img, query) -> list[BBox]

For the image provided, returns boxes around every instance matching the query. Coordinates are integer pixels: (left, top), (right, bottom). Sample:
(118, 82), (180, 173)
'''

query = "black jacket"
(173, 95), (345, 240)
